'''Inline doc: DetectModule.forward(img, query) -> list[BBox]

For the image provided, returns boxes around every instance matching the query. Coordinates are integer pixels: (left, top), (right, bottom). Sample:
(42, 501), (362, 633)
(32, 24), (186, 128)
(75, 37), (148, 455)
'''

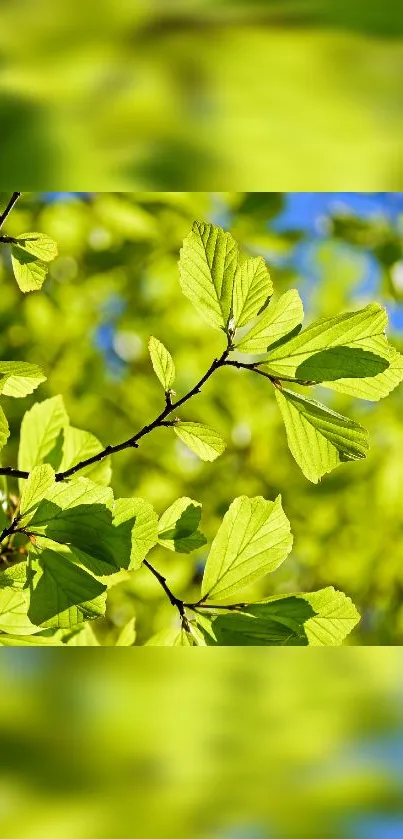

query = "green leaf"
(113, 497), (158, 570)
(202, 587), (359, 646)
(236, 290), (304, 353)
(0, 404), (9, 452)
(232, 255), (273, 328)
(11, 246), (49, 292)
(174, 421), (226, 462)
(158, 497), (207, 553)
(148, 336), (175, 391)
(0, 588), (40, 635)
(19, 463), (55, 523)
(264, 303), (403, 399)
(22, 478), (132, 576)
(275, 386), (369, 483)
(58, 426), (111, 485)
(28, 537), (107, 629)
(296, 587), (360, 645)
(201, 495), (293, 601)
(13, 232), (58, 262)
(179, 221), (239, 330)
(0, 361), (46, 397)
(325, 344), (403, 401)
(18, 395), (69, 475)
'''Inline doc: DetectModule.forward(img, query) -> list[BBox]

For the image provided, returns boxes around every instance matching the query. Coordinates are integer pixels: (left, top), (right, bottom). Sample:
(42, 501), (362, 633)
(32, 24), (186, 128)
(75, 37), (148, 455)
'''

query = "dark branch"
(0, 192), (21, 230)
(143, 558), (190, 631)
(0, 519), (18, 546)
(0, 341), (314, 484)
(0, 344), (231, 483)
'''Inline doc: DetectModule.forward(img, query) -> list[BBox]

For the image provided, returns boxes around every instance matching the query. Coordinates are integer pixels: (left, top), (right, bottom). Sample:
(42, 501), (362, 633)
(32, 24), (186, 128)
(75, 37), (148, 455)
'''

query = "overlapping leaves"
(179, 222), (403, 482)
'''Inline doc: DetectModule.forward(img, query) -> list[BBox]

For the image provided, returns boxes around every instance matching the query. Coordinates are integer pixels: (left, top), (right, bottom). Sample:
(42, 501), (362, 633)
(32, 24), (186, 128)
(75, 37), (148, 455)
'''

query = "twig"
(143, 558), (191, 631)
(0, 344), (231, 483)
(0, 192), (21, 230)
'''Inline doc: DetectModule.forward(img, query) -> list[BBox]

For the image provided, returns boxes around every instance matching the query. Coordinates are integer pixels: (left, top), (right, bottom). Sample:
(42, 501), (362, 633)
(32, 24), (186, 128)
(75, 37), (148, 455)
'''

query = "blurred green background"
(0, 191), (402, 645)
(0, 1), (403, 187)
(0, 649), (402, 838)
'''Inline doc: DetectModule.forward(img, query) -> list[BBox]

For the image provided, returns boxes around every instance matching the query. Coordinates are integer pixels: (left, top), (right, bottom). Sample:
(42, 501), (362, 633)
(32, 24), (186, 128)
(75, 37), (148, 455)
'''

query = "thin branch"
(143, 558), (190, 631)
(0, 192), (21, 230)
(0, 344), (231, 483)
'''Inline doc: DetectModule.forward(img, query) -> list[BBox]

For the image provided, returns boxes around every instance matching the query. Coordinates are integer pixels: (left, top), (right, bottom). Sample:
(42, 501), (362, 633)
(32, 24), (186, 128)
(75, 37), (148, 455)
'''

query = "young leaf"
(18, 395), (69, 474)
(232, 255), (273, 328)
(0, 404), (9, 452)
(158, 496), (206, 553)
(12, 232), (58, 262)
(0, 361), (46, 397)
(174, 421), (226, 462)
(275, 386), (369, 483)
(11, 246), (49, 292)
(202, 587), (359, 646)
(113, 497), (158, 570)
(58, 426), (112, 485)
(236, 290), (304, 354)
(201, 495), (293, 601)
(148, 336), (175, 391)
(179, 221), (239, 330)
(19, 463), (55, 523)
(264, 303), (402, 399)
(28, 538), (107, 629)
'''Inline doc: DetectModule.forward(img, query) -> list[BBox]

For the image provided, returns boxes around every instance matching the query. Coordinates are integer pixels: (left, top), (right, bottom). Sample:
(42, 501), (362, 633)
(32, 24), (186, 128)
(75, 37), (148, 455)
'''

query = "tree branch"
(0, 344), (231, 483)
(143, 558), (191, 631)
(0, 192), (21, 230)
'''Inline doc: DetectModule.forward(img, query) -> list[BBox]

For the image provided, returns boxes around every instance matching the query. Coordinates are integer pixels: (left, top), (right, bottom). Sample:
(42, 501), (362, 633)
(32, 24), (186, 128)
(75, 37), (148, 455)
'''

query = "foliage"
(0, 192), (402, 644)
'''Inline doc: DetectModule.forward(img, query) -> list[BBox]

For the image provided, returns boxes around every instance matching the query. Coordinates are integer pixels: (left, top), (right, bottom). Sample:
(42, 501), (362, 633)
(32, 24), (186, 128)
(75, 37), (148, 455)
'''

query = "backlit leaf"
(179, 221), (239, 330)
(275, 386), (369, 483)
(201, 495), (292, 601)
(148, 336), (175, 390)
(174, 421), (226, 462)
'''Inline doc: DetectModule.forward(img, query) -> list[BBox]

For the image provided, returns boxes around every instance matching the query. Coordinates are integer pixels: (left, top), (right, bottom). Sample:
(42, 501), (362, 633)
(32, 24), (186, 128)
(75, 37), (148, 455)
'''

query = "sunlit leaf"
(236, 289), (304, 353)
(275, 386), (369, 483)
(0, 361), (46, 397)
(148, 336), (175, 391)
(158, 496), (206, 553)
(179, 221), (238, 330)
(232, 255), (273, 328)
(174, 421), (226, 462)
(202, 587), (359, 646)
(59, 425), (111, 485)
(201, 495), (292, 601)
(11, 246), (48, 292)
(13, 232), (58, 262)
